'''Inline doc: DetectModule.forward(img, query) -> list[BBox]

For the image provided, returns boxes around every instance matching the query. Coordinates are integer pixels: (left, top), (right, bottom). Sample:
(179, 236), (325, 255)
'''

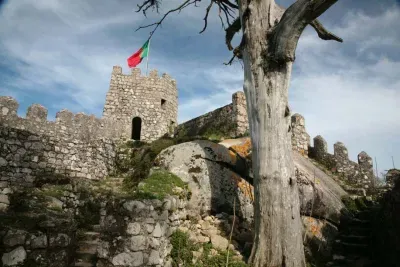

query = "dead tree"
(136, 0), (342, 266)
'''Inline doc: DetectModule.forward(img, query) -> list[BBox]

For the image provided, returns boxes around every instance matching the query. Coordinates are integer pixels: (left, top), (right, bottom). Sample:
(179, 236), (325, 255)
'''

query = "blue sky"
(0, 0), (399, 177)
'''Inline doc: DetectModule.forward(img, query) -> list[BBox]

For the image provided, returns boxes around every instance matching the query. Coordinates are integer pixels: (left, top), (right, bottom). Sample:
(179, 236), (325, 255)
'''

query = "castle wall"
(176, 92), (248, 138)
(103, 66), (178, 142)
(177, 90), (375, 190)
(0, 96), (117, 186)
(176, 91), (309, 155)
(309, 135), (375, 189)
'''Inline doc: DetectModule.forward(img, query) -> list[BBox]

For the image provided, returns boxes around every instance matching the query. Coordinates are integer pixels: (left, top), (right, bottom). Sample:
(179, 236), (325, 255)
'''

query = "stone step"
(341, 226), (371, 236)
(343, 218), (371, 228)
(92, 224), (101, 232)
(333, 241), (369, 255)
(77, 241), (99, 252)
(75, 249), (97, 262)
(72, 261), (94, 267)
(355, 210), (374, 220)
(81, 232), (100, 242)
(337, 234), (369, 244)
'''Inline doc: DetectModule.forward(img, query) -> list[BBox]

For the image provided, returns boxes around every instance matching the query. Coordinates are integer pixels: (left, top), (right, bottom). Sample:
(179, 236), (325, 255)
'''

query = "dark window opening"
(169, 120), (176, 135)
(131, 117), (142, 140)
(161, 99), (166, 109)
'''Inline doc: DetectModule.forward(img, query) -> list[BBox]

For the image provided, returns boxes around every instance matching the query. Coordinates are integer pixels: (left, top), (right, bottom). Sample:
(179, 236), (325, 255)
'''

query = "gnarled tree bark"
(237, 0), (340, 266)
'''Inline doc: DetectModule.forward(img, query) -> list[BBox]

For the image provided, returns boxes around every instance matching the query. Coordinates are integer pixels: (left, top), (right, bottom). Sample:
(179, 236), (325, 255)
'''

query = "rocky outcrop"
(154, 140), (254, 223)
(157, 139), (347, 225)
(294, 152), (348, 224)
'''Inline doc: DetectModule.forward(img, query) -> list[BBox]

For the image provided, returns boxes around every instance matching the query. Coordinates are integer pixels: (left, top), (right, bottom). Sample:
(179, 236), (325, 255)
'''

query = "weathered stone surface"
(97, 241), (110, 259)
(49, 233), (70, 248)
(148, 250), (161, 265)
(30, 233), (48, 249)
(128, 236), (147, 251)
(123, 200), (146, 212)
(112, 252), (144, 266)
(2, 246), (27, 266)
(0, 194), (9, 205)
(294, 152), (348, 223)
(176, 92), (247, 138)
(127, 222), (141, 235)
(302, 216), (338, 262)
(210, 235), (229, 250)
(155, 140), (254, 221)
(152, 223), (163, 238)
(3, 229), (27, 247)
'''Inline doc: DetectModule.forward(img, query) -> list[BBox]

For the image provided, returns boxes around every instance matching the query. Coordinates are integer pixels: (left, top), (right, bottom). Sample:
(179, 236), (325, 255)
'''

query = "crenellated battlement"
(310, 134), (374, 190)
(110, 65), (176, 87)
(0, 96), (125, 142)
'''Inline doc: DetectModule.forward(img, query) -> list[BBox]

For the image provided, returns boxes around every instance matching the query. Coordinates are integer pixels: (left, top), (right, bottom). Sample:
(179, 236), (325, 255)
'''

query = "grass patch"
(40, 184), (71, 199)
(170, 230), (248, 267)
(138, 170), (188, 200)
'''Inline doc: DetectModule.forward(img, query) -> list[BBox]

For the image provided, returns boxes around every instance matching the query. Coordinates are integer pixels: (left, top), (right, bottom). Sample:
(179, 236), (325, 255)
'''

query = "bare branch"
(135, 0), (199, 39)
(199, 2), (214, 34)
(218, 7), (226, 29)
(224, 36), (244, 65)
(136, 0), (239, 38)
(268, 0), (341, 64)
(136, 0), (162, 16)
(225, 17), (241, 51)
(310, 19), (343, 43)
(224, 54), (237, 65)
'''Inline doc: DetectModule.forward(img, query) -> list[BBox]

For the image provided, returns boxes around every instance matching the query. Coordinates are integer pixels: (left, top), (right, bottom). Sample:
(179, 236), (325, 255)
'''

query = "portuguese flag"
(127, 39), (149, 68)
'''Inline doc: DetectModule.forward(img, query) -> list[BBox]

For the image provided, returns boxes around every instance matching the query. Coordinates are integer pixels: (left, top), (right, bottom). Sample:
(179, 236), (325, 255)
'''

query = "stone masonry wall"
(0, 97), (117, 187)
(97, 195), (188, 267)
(291, 113), (311, 156)
(103, 66), (178, 142)
(176, 91), (248, 138)
(309, 135), (375, 189)
(177, 91), (309, 155)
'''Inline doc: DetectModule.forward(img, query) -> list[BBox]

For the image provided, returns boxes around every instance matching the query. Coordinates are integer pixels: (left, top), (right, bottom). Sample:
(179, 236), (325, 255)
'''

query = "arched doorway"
(131, 117), (142, 140)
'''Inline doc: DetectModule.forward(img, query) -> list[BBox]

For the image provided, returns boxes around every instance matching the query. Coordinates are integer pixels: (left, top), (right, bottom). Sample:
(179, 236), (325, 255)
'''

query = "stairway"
(327, 200), (379, 267)
(71, 225), (101, 267)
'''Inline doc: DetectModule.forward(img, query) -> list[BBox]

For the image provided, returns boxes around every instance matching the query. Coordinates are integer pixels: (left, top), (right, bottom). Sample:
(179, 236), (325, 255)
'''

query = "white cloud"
(0, 0), (399, 176)
(290, 7), (400, 174)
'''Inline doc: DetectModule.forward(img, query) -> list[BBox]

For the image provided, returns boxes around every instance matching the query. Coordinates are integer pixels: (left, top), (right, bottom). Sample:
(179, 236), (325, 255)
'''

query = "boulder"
(157, 138), (347, 225)
(155, 140), (254, 222)
(294, 152), (347, 223)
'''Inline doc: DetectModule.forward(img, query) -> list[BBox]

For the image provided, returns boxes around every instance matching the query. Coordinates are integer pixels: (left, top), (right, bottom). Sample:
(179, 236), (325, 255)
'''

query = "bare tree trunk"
(136, 0), (342, 265)
(239, 1), (306, 266)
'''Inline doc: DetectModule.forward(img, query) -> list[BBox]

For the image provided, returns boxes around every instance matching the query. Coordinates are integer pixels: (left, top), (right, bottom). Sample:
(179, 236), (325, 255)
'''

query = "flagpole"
(146, 36), (151, 76)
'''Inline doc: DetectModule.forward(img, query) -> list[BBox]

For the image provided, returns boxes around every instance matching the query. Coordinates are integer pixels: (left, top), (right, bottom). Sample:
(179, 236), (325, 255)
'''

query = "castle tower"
(102, 66), (178, 142)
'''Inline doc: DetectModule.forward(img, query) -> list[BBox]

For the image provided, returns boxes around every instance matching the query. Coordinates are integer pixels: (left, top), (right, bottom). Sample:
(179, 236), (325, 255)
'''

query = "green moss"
(40, 184), (70, 199)
(138, 170), (188, 200)
(341, 196), (370, 214)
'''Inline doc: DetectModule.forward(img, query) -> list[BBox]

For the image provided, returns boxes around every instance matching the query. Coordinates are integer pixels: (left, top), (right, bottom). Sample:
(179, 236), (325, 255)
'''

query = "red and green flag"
(127, 39), (149, 68)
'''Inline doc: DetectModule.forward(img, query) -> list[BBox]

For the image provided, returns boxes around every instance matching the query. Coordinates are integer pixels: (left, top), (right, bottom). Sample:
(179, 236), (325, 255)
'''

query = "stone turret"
(102, 66), (178, 142)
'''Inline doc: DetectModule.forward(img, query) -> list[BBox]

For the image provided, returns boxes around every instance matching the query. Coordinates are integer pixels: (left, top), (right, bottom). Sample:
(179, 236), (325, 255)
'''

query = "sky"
(0, 0), (399, 177)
